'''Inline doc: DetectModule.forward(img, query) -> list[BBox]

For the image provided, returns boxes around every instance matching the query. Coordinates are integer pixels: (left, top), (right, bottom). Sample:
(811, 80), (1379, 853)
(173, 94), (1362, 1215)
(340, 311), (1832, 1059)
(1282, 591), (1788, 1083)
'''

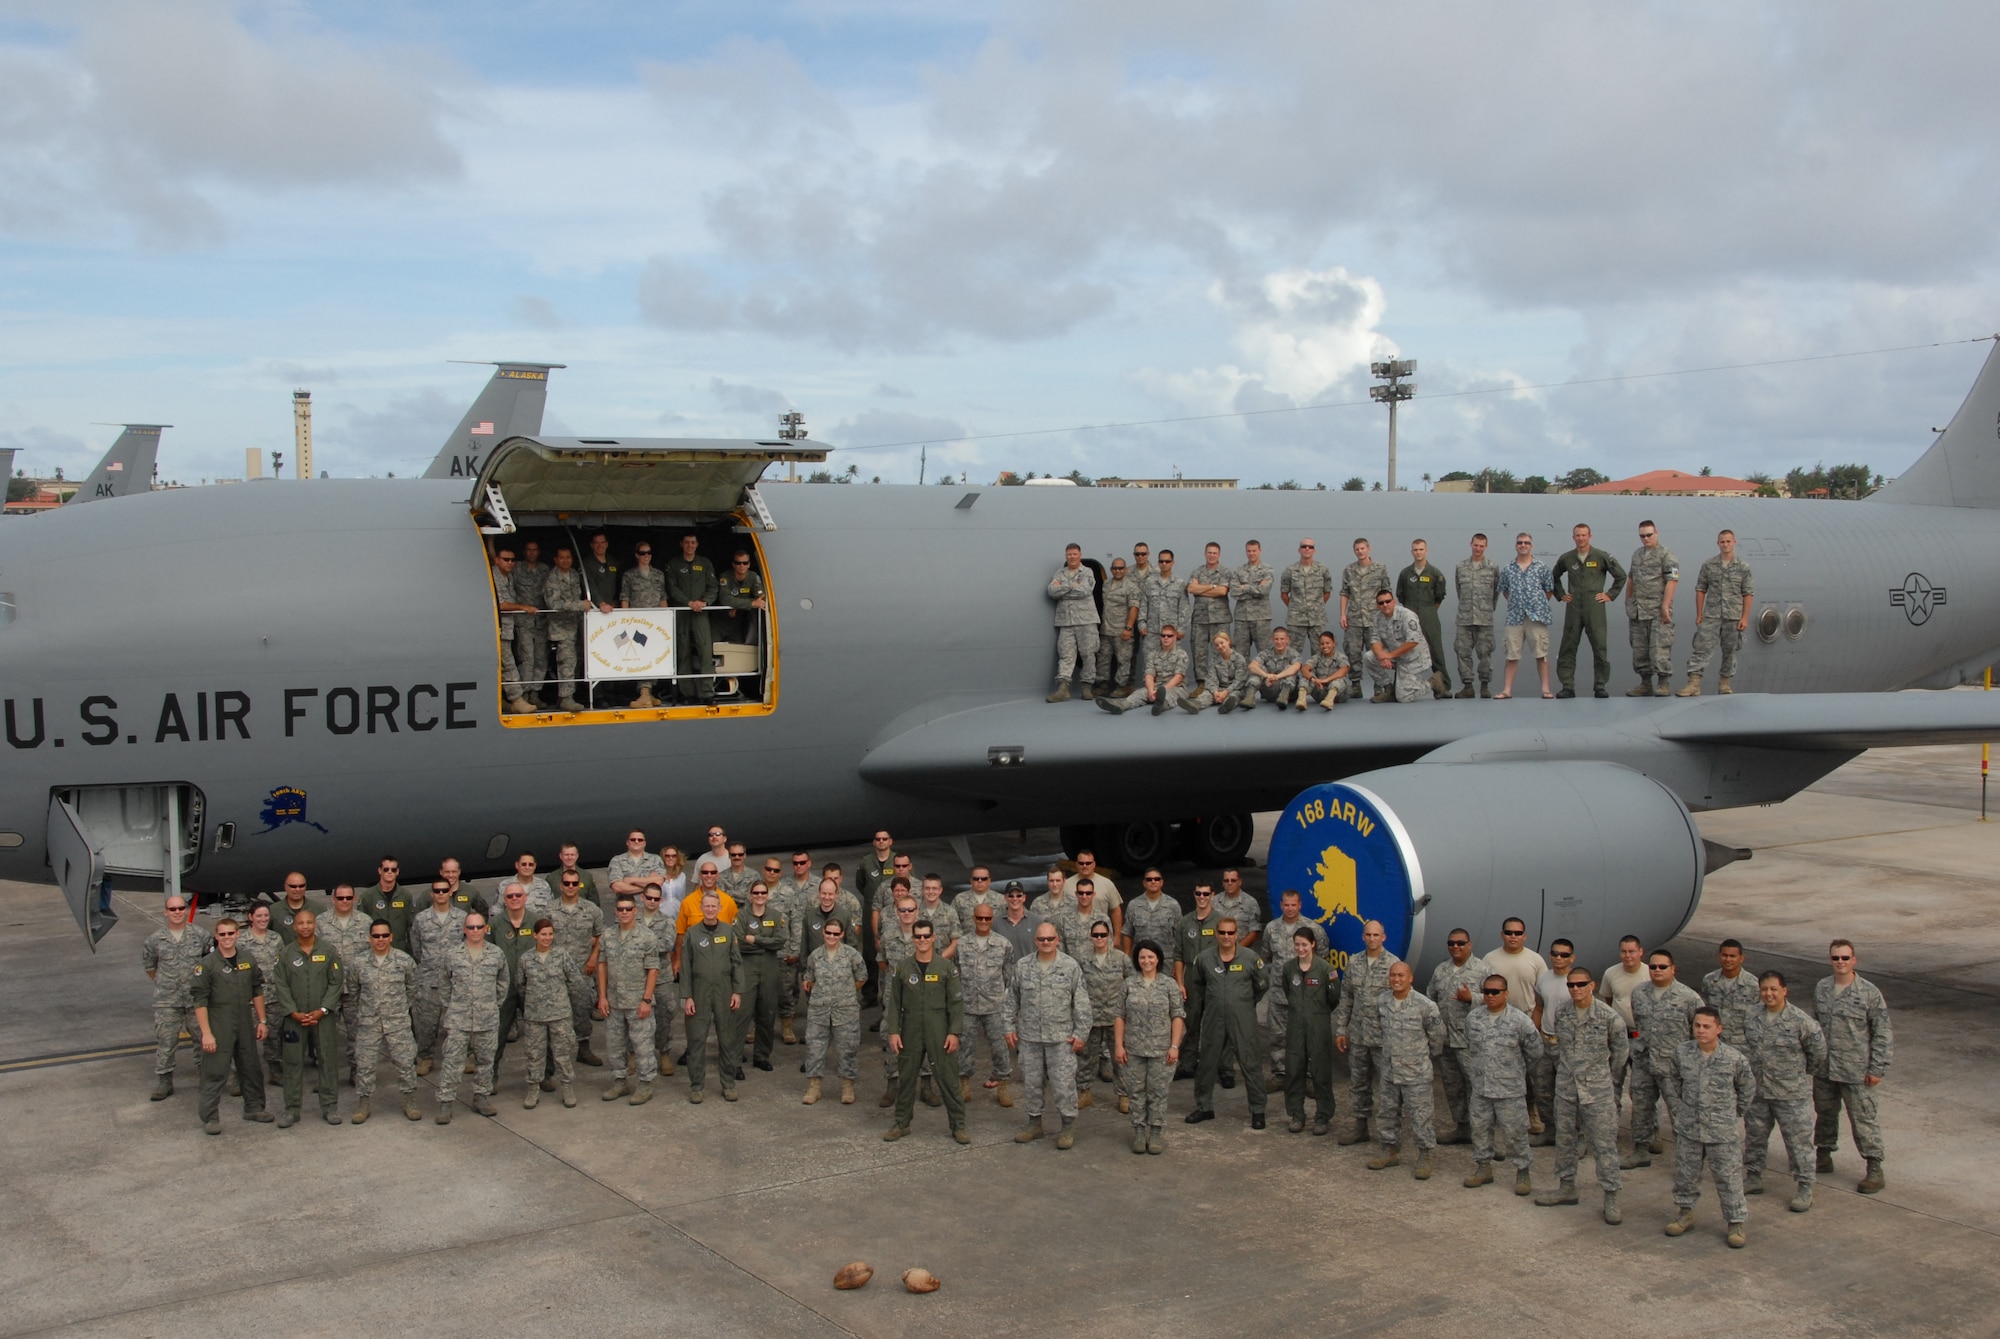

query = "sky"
(2, 0), (1998, 490)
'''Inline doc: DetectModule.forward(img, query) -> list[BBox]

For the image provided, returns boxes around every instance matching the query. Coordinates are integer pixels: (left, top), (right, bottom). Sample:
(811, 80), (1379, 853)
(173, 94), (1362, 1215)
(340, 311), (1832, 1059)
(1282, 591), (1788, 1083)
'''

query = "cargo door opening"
(48, 783), (204, 950)
(471, 435), (826, 725)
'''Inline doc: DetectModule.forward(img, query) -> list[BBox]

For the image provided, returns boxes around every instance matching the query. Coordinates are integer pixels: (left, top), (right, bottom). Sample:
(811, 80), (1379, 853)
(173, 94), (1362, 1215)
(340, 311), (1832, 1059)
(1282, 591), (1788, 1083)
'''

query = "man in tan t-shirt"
(1600, 934), (1649, 1108)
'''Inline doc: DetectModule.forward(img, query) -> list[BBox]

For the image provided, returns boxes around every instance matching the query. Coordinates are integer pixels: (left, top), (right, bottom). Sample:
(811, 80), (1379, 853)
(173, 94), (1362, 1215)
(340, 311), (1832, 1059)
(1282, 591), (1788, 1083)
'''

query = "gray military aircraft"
(6, 343), (2000, 977)
(68, 424), (166, 504)
(422, 362), (563, 480)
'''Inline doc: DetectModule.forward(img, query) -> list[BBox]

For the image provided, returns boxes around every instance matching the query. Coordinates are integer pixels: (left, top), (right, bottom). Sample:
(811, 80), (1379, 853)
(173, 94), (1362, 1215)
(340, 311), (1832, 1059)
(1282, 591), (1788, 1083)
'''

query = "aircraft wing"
(859, 690), (2000, 810)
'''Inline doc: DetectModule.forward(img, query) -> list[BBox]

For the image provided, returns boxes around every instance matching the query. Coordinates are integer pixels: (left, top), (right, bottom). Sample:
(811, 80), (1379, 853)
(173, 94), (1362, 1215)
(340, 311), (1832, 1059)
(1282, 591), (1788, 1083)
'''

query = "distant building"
(1571, 469), (1762, 498)
(3, 481), (76, 515)
(1096, 477), (1238, 490)
(1433, 479), (1476, 494)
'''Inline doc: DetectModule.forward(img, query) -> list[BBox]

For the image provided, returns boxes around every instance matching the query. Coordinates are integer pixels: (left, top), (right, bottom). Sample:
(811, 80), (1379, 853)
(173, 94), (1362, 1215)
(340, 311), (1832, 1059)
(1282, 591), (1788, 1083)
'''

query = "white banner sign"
(585, 609), (677, 682)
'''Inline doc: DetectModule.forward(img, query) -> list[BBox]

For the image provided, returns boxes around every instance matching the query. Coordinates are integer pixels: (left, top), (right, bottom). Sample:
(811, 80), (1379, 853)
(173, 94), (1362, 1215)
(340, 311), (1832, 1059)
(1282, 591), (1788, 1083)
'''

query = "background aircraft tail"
(71, 424), (165, 504)
(422, 362), (564, 480)
(1871, 336), (2000, 508)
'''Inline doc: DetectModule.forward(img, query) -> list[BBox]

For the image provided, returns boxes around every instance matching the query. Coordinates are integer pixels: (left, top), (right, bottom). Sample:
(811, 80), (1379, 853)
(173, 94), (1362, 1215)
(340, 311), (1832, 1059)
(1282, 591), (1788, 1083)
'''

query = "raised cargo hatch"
(472, 436), (829, 525)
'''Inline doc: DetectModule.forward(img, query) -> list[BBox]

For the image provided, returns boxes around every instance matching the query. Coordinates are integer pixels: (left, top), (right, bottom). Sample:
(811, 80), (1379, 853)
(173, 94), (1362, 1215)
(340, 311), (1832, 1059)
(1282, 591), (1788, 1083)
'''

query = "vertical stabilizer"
(422, 362), (564, 480)
(71, 425), (164, 504)
(1871, 337), (2000, 508)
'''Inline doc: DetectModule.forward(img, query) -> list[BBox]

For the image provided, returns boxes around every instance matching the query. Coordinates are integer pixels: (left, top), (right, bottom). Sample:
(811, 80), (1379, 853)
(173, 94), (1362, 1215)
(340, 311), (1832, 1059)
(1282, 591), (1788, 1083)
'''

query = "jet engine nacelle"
(1266, 762), (1706, 978)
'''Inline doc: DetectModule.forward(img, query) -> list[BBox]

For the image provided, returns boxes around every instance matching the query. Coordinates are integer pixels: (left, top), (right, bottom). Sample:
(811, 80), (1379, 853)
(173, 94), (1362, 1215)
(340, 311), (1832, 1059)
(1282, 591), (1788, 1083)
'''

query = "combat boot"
(1649, 1134), (1665, 1154)
(1080, 684), (1097, 701)
(920, 1075), (940, 1107)
(1077, 1089), (1094, 1108)
(632, 687), (658, 708)
(1530, 1128), (1555, 1147)
(522, 1086), (540, 1110)
(996, 1081), (1013, 1108)
(601, 1078), (629, 1102)
(351, 1099), (372, 1124)
(628, 1081), (653, 1106)
(434, 1101), (453, 1125)
(1453, 686), (1475, 699)
(658, 1051), (675, 1077)
(1045, 682), (1071, 703)
(881, 1124), (909, 1142)
(469, 1095), (496, 1117)
(1371, 688), (1393, 704)
(1365, 1147), (1401, 1171)
(559, 1084), (576, 1108)
(1663, 1208), (1694, 1237)
(1726, 1222), (1746, 1248)
(781, 1019), (797, 1045)
(228, 1077), (240, 1097)
(1859, 1159), (1886, 1194)
(1515, 1167), (1534, 1196)
(1534, 1179), (1578, 1206)
(402, 1092), (422, 1121)
(1439, 1128), (1471, 1146)
(1150, 697), (1171, 715)
(557, 698), (585, 713)
(506, 697), (537, 715)
(1463, 1161), (1493, 1188)
(1056, 1117), (1076, 1150)
(878, 1084), (895, 1108)
(1337, 1122), (1369, 1146)
(203, 1118), (221, 1136)
(803, 1077), (822, 1105)
(1412, 1150), (1433, 1180)
(1311, 1116), (1330, 1137)
(464, 1056), (477, 1074)
(275, 1110), (299, 1128)
(1743, 1172), (1763, 1195)
(1789, 1186), (1813, 1213)
(1602, 1192), (1622, 1225)
(1816, 1149), (1835, 1173)
(1626, 676), (1653, 696)
(1015, 1117), (1046, 1143)
(575, 1044), (602, 1067)
(416, 1056), (434, 1077)
(151, 1074), (174, 1101)
(1147, 1125), (1164, 1153)
(1288, 1116), (1306, 1133)
(1431, 673), (1449, 698)
(1133, 1129), (1149, 1154)
(1718, 676), (1733, 695)
(689, 1088), (705, 1104)
(1619, 1149), (1651, 1169)
(1673, 676), (1702, 697)
(953, 1126), (972, 1145)
(841, 1079), (856, 1105)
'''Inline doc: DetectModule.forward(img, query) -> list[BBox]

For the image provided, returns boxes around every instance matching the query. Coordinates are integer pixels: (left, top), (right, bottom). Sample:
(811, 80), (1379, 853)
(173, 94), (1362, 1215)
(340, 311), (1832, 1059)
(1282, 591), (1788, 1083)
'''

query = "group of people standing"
(1049, 522), (1756, 710)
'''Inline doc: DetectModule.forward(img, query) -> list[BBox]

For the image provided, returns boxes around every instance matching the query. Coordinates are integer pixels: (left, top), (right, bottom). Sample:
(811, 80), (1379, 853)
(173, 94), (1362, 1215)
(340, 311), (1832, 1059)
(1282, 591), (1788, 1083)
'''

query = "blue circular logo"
(1266, 782), (1417, 970)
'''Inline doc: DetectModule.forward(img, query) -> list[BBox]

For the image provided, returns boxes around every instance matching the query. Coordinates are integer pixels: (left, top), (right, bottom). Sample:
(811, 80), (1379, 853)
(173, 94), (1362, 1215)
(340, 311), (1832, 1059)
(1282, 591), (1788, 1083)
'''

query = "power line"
(830, 333), (1996, 454)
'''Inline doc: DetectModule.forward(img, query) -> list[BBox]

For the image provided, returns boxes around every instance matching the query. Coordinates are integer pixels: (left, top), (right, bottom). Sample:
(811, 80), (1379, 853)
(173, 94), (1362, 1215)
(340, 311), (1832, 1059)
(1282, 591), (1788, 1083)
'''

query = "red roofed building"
(1571, 470), (1762, 497)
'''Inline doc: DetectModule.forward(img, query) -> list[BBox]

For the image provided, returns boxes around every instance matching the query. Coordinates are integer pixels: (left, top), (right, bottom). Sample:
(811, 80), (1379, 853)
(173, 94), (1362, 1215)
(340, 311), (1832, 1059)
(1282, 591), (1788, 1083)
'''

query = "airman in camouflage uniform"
(491, 549), (529, 710)
(1078, 937), (1134, 1111)
(1425, 930), (1486, 1142)
(619, 550), (669, 707)
(1247, 626), (1304, 708)
(542, 547), (592, 710)
(1677, 531), (1755, 695)
(1099, 629), (1192, 714)
(1302, 631), (1351, 708)
(1279, 539), (1334, 650)
(1368, 963), (1445, 1175)
(1453, 535), (1500, 698)
(1332, 925), (1401, 1142)
(1700, 941), (1760, 1045)
(434, 925), (511, 1118)
(1138, 553), (1188, 670)
(349, 926), (421, 1122)
(1117, 952), (1186, 1152)
(408, 889), (467, 1072)
(142, 897), (213, 1098)
(1005, 932), (1092, 1143)
(1229, 540), (1276, 661)
(1624, 521), (1679, 694)
(596, 903), (661, 1097)
(800, 925), (869, 1101)
(1281, 932), (1341, 1134)
(1743, 971), (1826, 1211)
(516, 926), (589, 1107)
(955, 914), (1017, 1100)
(1464, 976), (1542, 1191)
(1183, 543), (1235, 686)
(512, 540), (551, 702)
(318, 891), (372, 1083)
(1626, 953), (1704, 1167)
(1661, 1012), (1757, 1244)
(1365, 596), (1432, 703)
(1537, 973), (1630, 1218)
(1096, 558), (1141, 693)
(1814, 943), (1893, 1193)
(1396, 540), (1452, 695)
(549, 880), (603, 1064)
(1046, 544), (1099, 702)
(1339, 540), (1392, 683)
(1123, 877), (1180, 958)
(1181, 635), (1251, 712)
(242, 913), (287, 1079)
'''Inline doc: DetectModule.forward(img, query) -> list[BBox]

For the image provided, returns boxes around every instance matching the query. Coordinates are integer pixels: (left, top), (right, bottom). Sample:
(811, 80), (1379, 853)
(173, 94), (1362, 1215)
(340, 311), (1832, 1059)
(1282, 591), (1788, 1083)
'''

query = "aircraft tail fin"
(71, 424), (165, 504)
(422, 362), (564, 480)
(1871, 337), (2000, 508)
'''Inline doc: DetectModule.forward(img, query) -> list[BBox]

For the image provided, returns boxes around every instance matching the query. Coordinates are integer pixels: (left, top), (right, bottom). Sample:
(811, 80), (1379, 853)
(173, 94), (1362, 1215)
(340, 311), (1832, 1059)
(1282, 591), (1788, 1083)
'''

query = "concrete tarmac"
(2, 745), (1996, 1337)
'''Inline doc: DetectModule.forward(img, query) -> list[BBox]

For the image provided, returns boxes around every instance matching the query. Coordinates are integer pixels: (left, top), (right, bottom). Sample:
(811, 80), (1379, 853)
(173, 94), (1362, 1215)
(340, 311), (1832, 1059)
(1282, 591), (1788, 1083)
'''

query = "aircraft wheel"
(1187, 813), (1255, 867)
(1093, 821), (1172, 872)
(1058, 826), (1091, 861)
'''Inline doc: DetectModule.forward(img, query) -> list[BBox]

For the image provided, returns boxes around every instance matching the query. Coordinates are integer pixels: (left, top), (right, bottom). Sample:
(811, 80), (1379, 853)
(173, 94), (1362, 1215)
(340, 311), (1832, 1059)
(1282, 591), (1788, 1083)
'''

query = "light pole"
(1370, 359), (1416, 492)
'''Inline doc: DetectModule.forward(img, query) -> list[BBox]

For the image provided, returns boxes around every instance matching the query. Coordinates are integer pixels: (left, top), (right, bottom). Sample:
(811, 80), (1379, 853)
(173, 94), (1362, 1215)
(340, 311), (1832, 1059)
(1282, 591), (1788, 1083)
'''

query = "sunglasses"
(1566, 981), (1592, 990)
(1481, 988), (1506, 996)
(1090, 930), (1110, 938)
(215, 929), (238, 937)
(1447, 939), (1469, 947)
(369, 931), (393, 939)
